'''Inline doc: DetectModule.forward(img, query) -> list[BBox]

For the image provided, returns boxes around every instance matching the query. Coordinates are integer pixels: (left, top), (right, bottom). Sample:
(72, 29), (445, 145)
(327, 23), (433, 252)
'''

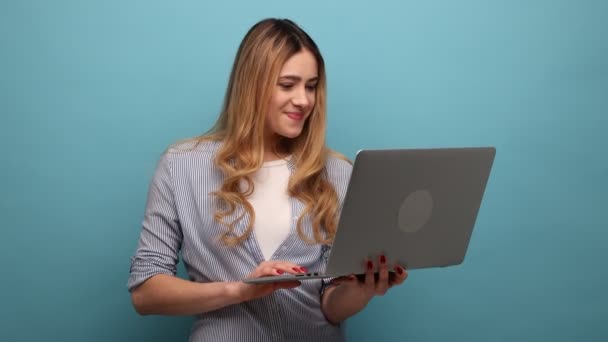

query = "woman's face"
(265, 49), (318, 145)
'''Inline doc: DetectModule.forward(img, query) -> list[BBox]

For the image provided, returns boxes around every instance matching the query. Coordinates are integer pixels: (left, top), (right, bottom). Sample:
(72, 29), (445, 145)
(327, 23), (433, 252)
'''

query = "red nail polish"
(380, 255), (386, 263)
(367, 261), (373, 270)
(277, 269), (284, 274)
(301, 267), (308, 273)
(293, 267), (300, 272)
(396, 267), (403, 275)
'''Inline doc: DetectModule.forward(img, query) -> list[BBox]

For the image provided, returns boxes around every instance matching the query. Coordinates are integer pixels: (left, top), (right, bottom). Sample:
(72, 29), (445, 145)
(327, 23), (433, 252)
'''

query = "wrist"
(225, 281), (247, 305)
(328, 283), (371, 312)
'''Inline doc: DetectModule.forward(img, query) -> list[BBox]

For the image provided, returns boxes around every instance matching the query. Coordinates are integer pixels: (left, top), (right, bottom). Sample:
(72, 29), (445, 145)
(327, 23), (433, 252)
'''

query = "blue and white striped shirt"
(128, 140), (352, 342)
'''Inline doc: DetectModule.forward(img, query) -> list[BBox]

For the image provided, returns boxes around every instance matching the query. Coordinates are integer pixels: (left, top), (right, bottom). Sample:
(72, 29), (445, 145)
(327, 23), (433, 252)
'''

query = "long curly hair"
(197, 18), (342, 246)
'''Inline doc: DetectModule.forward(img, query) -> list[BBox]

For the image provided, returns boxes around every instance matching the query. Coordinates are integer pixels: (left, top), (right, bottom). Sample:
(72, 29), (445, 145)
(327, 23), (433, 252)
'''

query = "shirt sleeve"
(127, 152), (183, 292)
(319, 244), (337, 295)
(319, 159), (352, 295)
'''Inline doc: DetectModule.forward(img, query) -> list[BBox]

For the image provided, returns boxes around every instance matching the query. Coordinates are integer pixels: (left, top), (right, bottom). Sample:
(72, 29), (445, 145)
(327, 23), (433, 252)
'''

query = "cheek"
(267, 96), (283, 120)
(308, 93), (316, 108)
(266, 102), (282, 129)
(270, 93), (289, 110)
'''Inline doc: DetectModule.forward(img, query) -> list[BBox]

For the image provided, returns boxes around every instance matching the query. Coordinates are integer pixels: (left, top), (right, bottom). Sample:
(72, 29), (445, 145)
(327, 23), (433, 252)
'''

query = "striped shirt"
(128, 139), (352, 342)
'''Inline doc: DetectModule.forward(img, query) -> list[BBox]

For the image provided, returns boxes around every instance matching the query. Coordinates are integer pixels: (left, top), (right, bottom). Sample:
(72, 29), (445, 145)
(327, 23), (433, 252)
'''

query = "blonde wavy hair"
(194, 18), (343, 246)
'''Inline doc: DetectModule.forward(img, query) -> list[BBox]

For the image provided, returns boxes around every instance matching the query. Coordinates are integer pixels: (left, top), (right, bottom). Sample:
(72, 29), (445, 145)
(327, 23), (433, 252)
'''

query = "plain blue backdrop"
(1, 0), (606, 341)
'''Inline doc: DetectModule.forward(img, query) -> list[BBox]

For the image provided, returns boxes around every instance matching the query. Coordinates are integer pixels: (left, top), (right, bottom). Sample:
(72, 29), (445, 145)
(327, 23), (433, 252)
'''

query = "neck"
(264, 134), (288, 162)
(263, 151), (283, 162)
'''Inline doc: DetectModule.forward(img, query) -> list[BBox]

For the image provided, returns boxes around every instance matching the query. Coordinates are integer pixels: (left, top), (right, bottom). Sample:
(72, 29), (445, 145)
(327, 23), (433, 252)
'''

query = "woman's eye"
(306, 84), (317, 91)
(279, 84), (294, 89)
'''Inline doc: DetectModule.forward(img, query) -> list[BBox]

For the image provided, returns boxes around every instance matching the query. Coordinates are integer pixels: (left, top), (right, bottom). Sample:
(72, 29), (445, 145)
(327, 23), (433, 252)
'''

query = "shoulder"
(166, 137), (221, 155)
(324, 150), (353, 190)
(157, 137), (222, 174)
(325, 150), (353, 176)
(162, 137), (221, 161)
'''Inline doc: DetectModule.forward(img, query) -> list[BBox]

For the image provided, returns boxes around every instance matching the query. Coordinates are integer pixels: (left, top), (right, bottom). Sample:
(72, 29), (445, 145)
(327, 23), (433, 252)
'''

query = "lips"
(286, 112), (305, 121)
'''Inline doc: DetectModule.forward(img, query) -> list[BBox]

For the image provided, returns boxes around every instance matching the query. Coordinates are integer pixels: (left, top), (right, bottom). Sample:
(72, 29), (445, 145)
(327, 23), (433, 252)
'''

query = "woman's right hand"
(231, 260), (306, 302)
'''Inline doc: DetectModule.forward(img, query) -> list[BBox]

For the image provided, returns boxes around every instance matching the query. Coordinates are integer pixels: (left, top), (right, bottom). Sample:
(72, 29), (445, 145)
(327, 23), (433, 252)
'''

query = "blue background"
(1, 0), (606, 341)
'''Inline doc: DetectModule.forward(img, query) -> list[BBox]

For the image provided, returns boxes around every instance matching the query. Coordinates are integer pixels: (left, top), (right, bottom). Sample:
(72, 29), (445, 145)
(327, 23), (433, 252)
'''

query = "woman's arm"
(320, 281), (368, 324)
(321, 255), (408, 324)
(131, 274), (242, 315)
(131, 261), (304, 316)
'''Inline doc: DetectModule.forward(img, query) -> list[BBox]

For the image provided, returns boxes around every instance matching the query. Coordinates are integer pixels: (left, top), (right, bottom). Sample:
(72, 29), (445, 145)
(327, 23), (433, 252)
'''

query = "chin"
(281, 129), (304, 139)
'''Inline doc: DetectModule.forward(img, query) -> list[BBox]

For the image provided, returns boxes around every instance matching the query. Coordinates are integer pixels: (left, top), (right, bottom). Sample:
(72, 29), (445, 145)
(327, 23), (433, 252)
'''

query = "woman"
(128, 18), (408, 341)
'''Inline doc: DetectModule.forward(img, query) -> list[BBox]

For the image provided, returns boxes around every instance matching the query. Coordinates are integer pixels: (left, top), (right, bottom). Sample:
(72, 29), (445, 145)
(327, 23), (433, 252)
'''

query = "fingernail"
(293, 267), (300, 272)
(277, 269), (284, 274)
(380, 255), (386, 264)
(396, 266), (403, 275)
(367, 261), (373, 270)
(301, 267), (308, 273)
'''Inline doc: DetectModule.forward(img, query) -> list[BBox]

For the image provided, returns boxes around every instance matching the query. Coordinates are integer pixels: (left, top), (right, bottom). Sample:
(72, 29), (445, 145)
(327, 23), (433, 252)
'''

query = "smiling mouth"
(286, 112), (305, 121)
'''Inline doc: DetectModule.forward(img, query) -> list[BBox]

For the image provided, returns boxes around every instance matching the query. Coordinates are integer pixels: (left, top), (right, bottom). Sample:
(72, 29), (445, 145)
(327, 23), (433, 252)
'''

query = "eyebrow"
(278, 75), (319, 83)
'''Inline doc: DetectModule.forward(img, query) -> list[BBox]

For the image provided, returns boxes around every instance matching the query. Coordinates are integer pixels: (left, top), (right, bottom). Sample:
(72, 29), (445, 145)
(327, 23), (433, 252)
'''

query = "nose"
(291, 86), (311, 108)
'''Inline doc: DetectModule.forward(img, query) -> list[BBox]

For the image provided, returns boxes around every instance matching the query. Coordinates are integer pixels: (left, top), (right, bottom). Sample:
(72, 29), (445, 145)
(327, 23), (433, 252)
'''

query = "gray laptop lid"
(243, 147), (496, 284)
(324, 147), (496, 276)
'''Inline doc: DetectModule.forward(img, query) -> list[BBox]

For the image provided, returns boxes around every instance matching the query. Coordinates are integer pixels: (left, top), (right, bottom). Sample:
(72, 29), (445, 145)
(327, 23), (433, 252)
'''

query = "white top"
(242, 158), (292, 260)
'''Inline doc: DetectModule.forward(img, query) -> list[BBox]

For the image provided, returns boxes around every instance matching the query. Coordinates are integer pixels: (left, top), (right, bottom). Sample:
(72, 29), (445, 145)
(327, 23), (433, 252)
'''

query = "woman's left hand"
(330, 254), (408, 305)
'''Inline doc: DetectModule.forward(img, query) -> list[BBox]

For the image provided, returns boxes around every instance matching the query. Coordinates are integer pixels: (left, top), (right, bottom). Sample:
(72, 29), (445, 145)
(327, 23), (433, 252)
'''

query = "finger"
(364, 259), (375, 291)
(287, 265), (306, 274)
(376, 255), (389, 295)
(265, 261), (307, 275)
(264, 264), (287, 276)
(278, 262), (307, 274)
(391, 265), (408, 285)
(260, 264), (286, 277)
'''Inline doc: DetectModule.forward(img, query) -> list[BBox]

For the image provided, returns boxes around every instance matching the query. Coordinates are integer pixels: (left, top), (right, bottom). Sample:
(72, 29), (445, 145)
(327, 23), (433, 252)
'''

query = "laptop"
(243, 147), (496, 284)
